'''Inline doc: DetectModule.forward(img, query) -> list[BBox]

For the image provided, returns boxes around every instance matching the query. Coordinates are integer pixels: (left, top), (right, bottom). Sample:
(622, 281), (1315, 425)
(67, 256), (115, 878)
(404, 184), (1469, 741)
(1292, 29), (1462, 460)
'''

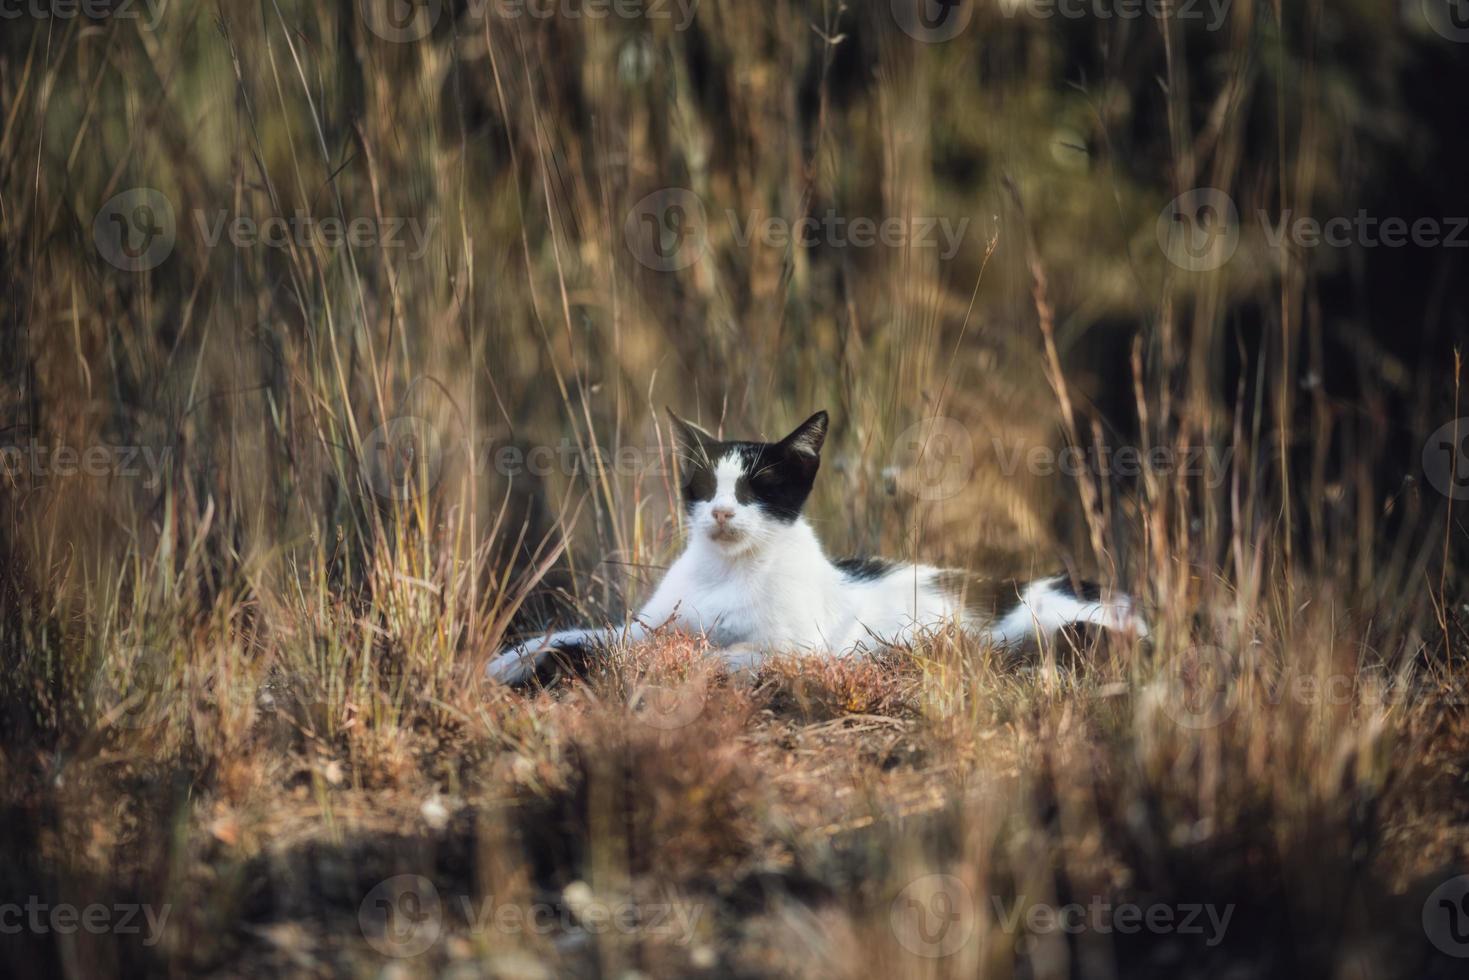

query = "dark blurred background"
(2, 2), (1468, 975)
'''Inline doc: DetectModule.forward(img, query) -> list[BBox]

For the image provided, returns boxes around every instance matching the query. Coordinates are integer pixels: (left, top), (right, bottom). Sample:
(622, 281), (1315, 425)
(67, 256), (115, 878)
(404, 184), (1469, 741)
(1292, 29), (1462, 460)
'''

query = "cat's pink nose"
(711, 506), (735, 524)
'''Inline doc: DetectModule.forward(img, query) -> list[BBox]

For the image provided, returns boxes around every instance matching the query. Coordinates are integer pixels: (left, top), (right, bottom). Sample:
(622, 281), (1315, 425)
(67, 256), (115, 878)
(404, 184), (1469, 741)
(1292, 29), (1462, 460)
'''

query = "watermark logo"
(1422, 0), (1469, 42)
(360, 0), (441, 41)
(94, 187), (175, 272)
(891, 0), (973, 42)
(362, 416), (444, 501)
(1157, 188), (1239, 272)
(625, 188), (709, 272)
(358, 874), (443, 958)
(92, 648), (173, 731)
(630, 675), (708, 731)
(1159, 644), (1234, 730)
(890, 417), (975, 501)
(1423, 875), (1469, 957)
(1423, 418), (1469, 501)
(891, 874), (975, 957)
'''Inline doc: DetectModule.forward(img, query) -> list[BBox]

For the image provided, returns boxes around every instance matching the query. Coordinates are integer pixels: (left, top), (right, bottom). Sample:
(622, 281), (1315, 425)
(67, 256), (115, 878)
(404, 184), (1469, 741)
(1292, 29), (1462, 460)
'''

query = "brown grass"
(1, 2), (1466, 978)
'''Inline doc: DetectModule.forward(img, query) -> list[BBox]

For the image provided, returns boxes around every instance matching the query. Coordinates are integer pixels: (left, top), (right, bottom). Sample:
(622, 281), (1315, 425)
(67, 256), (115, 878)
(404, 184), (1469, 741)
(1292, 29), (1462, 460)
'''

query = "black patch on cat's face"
(669, 412), (719, 512)
(669, 410), (828, 524)
(681, 458), (716, 508)
(736, 442), (818, 522)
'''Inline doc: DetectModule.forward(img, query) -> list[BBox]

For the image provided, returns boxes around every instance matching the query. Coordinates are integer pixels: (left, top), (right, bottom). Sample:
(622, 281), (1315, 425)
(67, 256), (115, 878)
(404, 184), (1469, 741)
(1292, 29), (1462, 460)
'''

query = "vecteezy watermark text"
(0, 898), (171, 946)
(1, 441), (172, 488)
(359, 0), (698, 42)
(623, 188), (970, 271)
(193, 210), (437, 260)
(94, 187), (440, 272)
(495, 0), (698, 29)
(1158, 188), (1469, 272)
(0, 0), (166, 28)
(1258, 211), (1469, 251)
(888, 874), (1233, 960)
(990, 895), (1234, 946)
(888, 421), (1236, 503)
(1002, 0), (1231, 31)
(892, 0), (1230, 43)
(493, 439), (670, 479)
(357, 875), (705, 957)
(992, 440), (1235, 488)
(1156, 643), (1469, 732)
(725, 211), (969, 259)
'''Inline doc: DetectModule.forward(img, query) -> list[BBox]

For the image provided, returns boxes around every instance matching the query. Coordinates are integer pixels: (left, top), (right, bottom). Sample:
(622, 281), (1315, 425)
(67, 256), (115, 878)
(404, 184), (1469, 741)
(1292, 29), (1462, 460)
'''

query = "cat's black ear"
(667, 408), (717, 451)
(779, 411), (828, 458)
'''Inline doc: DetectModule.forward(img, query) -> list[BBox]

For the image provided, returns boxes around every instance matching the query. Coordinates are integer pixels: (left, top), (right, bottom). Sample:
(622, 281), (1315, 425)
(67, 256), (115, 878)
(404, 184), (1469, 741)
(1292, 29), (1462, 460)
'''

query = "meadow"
(2, 1), (1467, 976)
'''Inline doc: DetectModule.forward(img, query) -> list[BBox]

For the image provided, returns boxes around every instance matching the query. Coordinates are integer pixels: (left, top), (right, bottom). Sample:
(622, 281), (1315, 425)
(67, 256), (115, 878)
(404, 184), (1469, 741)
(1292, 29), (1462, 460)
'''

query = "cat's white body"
(637, 517), (947, 653)
(487, 417), (1145, 685)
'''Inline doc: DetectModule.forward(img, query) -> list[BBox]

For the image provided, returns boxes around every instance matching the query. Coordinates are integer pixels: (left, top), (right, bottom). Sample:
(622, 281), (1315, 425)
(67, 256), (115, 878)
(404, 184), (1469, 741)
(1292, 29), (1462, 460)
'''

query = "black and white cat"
(486, 410), (1146, 684)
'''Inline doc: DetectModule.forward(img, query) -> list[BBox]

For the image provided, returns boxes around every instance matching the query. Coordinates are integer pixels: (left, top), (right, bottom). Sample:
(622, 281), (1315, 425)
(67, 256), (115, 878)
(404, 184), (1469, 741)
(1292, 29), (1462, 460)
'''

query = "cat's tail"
(988, 575), (1149, 647)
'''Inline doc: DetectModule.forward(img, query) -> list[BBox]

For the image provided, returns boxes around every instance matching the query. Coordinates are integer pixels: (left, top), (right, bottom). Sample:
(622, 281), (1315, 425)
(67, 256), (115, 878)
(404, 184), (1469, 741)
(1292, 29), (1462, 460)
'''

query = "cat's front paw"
(718, 641), (769, 676)
(486, 628), (596, 686)
(486, 634), (554, 685)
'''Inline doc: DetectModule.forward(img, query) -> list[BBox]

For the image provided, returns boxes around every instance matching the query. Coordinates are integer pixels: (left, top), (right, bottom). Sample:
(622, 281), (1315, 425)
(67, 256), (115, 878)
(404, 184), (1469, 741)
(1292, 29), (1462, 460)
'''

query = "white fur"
(988, 577), (1148, 646)
(486, 485), (1147, 684)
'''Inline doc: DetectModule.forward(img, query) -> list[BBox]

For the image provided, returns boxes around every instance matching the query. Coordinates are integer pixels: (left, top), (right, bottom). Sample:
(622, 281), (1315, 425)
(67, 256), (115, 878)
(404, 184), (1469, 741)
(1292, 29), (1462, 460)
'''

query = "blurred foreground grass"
(1, 1), (1467, 976)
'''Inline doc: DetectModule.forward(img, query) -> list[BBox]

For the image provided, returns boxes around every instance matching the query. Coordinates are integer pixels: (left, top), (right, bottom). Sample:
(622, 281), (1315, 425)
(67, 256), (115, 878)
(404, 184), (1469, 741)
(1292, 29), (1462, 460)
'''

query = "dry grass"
(2, 2), (1467, 978)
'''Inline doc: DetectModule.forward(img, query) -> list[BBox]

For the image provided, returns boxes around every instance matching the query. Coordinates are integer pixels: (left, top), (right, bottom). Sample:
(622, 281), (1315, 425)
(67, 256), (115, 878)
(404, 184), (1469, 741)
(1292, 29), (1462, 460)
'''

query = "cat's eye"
(681, 466), (714, 501)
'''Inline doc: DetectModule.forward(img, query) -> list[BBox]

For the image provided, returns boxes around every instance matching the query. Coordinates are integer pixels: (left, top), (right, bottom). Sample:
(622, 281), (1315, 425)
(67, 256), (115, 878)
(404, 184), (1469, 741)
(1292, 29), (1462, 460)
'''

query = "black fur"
(834, 557), (899, 581)
(529, 636), (601, 686)
(934, 571), (1028, 620)
(1051, 576), (1103, 602)
(669, 411), (828, 524)
(682, 462), (716, 506)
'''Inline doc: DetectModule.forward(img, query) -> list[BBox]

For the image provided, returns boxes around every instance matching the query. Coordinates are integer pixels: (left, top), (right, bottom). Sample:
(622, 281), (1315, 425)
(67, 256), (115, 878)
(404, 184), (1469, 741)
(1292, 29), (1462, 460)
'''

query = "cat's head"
(668, 409), (828, 555)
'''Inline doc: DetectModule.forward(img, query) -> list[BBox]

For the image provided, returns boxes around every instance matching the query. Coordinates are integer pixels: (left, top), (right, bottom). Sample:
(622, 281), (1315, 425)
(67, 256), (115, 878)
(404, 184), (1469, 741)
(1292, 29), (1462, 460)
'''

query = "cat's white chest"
(680, 571), (764, 645)
(651, 555), (768, 646)
(646, 532), (838, 650)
